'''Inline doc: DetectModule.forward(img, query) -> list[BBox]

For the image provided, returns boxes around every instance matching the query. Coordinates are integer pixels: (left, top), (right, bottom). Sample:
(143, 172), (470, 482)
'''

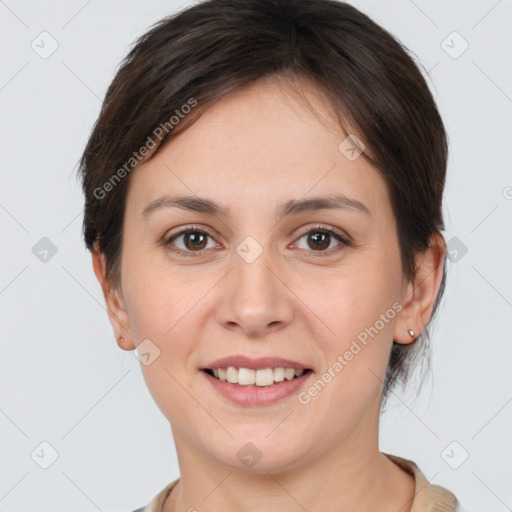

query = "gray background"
(1, 0), (511, 510)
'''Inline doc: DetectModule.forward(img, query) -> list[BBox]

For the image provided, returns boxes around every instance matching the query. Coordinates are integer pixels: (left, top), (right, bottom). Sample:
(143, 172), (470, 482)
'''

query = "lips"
(201, 362), (313, 406)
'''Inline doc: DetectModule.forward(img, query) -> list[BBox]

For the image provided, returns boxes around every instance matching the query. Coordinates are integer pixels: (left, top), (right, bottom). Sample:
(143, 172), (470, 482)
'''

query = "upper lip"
(202, 355), (311, 371)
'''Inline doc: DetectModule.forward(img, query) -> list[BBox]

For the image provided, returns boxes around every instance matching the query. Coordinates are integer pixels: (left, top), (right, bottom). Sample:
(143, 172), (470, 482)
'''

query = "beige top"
(132, 453), (464, 512)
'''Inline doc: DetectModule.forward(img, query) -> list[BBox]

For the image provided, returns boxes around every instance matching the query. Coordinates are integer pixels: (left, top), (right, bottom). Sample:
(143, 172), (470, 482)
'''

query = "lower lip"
(202, 370), (312, 406)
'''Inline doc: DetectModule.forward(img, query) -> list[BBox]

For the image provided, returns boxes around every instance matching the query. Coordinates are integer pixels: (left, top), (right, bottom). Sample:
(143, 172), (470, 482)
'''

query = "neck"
(163, 420), (415, 512)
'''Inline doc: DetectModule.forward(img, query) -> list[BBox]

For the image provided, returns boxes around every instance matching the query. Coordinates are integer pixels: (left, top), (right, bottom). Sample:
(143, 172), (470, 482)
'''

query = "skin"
(92, 74), (446, 512)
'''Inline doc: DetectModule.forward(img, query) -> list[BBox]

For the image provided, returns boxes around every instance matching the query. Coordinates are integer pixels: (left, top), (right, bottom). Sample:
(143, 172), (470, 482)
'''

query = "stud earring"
(118, 336), (124, 343)
(407, 329), (415, 337)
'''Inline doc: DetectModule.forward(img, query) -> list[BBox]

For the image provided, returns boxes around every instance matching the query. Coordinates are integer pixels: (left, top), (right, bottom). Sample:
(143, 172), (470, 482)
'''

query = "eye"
(164, 226), (218, 257)
(293, 224), (352, 256)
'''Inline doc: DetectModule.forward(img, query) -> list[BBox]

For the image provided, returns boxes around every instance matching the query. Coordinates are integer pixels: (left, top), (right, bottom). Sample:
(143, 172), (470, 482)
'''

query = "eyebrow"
(142, 193), (371, 221)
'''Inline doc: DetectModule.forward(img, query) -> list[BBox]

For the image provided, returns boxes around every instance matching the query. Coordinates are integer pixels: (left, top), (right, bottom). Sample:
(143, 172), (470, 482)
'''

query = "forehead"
(126, 77), (390, 221)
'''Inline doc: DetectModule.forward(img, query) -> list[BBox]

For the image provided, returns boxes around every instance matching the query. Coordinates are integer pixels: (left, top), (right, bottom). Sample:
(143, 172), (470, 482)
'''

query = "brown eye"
(181, 231), (208, 250)
(294, 225), (352, 256)
(307, 231), (331, 251)
(165, 229), (216, 256)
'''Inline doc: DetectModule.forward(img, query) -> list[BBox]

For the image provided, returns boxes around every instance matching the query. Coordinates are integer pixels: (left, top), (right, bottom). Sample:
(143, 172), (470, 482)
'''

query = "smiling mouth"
(202, 367), (313, 387)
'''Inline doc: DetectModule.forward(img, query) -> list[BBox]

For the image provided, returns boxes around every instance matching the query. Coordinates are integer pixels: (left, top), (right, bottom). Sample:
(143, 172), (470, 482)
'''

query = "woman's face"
(99, 76), (417, 472)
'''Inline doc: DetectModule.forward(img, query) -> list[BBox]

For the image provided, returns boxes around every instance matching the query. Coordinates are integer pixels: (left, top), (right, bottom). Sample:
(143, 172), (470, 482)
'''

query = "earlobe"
(91, 246), (136, 351)
(393, 280), (420, 345)
(393, 233), (446, 345)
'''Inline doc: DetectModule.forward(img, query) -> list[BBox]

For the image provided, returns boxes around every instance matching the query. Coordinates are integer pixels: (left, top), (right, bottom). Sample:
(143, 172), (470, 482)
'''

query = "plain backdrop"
(1, 0), (511, 511)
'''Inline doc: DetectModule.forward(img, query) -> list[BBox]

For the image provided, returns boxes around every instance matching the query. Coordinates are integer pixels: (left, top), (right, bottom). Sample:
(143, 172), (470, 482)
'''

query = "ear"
(393, 233), (446, 345)
(91, 244), (136, 351)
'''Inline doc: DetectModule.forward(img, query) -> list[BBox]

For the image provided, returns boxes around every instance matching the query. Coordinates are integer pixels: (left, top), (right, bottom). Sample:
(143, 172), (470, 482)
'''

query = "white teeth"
(209, 366), (308, 387)
(274, 367), (285, 382)
(238, 367), (255, 385)
(226, 366), (238, 384)
(255, 368), (274, 386)
(284, 368), (295, 380)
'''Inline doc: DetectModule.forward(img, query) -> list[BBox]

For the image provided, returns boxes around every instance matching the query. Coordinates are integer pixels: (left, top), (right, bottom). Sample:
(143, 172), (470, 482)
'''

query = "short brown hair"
(78, 0), (448, 409)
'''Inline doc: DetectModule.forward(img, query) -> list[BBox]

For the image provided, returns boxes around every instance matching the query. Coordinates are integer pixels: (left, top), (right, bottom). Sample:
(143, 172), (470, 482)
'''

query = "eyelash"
(163, 224), (352, 258)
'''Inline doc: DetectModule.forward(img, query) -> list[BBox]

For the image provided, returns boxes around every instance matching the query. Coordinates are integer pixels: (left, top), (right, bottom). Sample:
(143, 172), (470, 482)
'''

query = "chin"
(207, 435), (309, 474)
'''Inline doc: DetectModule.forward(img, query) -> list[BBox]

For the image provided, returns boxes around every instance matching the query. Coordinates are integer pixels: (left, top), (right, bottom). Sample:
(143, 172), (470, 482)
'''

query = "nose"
(215, 246), (294, 338)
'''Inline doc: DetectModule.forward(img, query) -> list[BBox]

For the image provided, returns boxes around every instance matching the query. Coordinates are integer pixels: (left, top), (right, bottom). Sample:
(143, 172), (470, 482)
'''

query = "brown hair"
(78, 0), (448, 409)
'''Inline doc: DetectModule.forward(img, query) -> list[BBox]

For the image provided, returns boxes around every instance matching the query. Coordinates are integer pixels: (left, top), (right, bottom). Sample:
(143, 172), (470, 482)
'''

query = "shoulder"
(385, 453), (477, 512)
(383, 452), (460, 511)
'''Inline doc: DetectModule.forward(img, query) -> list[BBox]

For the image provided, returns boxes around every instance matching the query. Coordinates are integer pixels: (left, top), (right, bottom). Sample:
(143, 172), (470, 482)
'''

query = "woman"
(78, 0), (473, 510)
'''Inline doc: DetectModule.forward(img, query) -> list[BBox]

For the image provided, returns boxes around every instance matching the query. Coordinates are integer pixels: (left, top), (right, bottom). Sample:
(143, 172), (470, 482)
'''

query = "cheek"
(294, 262), (400, 407)
(298, 264), (398, 342)
(120, 251), (215, 401)
(121, 260), (208, 427)
(121, 244), (204, 338)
